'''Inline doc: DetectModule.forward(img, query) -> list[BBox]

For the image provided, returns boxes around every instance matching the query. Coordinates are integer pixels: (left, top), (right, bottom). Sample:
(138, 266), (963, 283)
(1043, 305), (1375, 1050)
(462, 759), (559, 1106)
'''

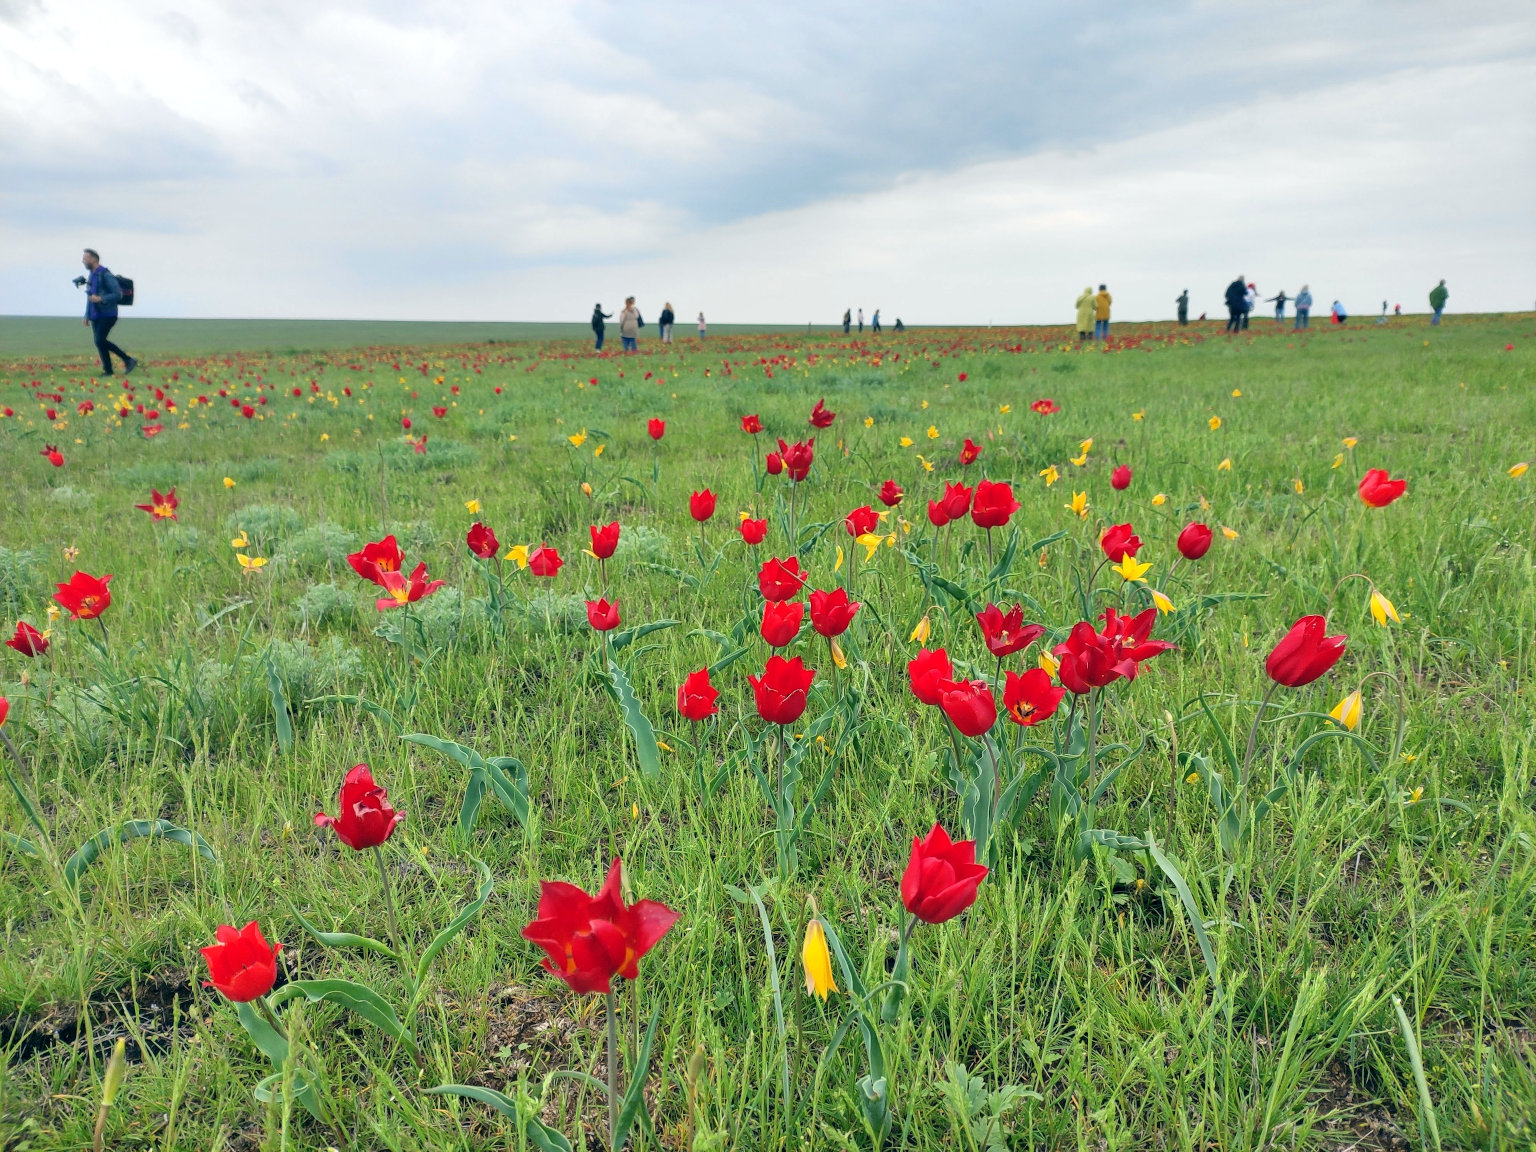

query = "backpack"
(117, 275), (134, 306)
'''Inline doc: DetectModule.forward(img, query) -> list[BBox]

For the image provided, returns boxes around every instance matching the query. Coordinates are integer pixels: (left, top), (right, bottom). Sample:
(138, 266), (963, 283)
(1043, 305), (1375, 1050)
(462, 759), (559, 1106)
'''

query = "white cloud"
(1, 1), (1531, 321)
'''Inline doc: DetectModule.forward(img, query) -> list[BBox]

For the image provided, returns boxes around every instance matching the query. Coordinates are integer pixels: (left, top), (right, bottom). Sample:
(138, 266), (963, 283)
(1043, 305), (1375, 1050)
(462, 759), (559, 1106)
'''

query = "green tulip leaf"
(62, 819), (216, 889)
(269, 978), (413, 1049)
(415, 857), (494, 987)
(608, 659), (662, 780)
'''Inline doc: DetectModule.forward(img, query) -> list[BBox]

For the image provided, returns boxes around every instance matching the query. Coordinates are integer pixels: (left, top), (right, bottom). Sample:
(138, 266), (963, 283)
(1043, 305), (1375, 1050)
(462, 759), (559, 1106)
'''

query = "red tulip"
(53, 571), (112, 620)
(939, 481), (972, 522)
(938, 678), (997, 736)
(901, 823), (987, 924)
(528, 545), (563, 577)
(6, 621), (49, 657)
(741, 414), (763, 435)
(758, 556), (807, 602)
(313, 764), (403, 850)
(134, 487), (179, 521)
(970, 479), (1019, 529)
(348, 535), (404, 586)
(241, 405), (255, 419)
(1030, 398), (1059, 415)
(0, 696), (7, 727)
(765, 451), (784, 476)
(690, 490), (717, 522)
(1266, 615), (1346, 687)
(907, 647), (954, 706)
(974, 603), (1044, 658)
(201, 921), (281, 1002)
(760, 600), (805, 647)
(927, 500), (950, 527)
(677, 668), (720, 721)
(647, 418), (666, 441)
(589, 522), (620, 559)
(1053, 608), (1171, 694)
(959, 438), (981, 466)
(521, 858), (679, 995)
(957, 372), (968, 382)
(747, 655), (815, 725)
(845, 505), (879, 537)
(878, 479), (903, 507)
(1110, 465), (1132, 490)
(376, 562), (445, 611)
(1358, 468), (1407, 508)
(432, 406), (447, 418)
(1177, 522), (1212, 560)
(1004, 668), (1065, 725)
(808, 398), (835, 428)
(777, 438), (815, 482)
(466, 522), (500, 559)
(42, 444), (65, 467)
(586, 597), (621, 632)
(809, 587), (860, 637)
(401, 416), (412, 430)
(1100, 523), (1142, 562)
(740, 517), (768, 545)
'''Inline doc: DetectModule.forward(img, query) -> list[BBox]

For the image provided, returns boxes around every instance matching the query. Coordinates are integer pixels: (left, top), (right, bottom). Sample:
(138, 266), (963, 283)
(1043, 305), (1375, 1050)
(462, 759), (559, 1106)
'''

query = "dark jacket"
(591, 307), (611, 331)
(1224, 278), (1246, 311)
(86, 266), (122, 320)
(659, 308), (675, 326)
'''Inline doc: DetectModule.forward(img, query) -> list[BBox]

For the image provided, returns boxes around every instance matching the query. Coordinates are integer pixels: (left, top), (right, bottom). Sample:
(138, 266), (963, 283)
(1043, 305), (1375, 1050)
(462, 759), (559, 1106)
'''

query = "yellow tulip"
(802, 917), (838, 1000)
(998, 404), (1011, 414)
(223, 476), (236, 488)
(927, 425), (939, 440)
(230, 531), (249, 549)
(916, 454), (935, 473)
(1039, 465), (1059, 486)
(1509, 462), (1530, 478)
(899, 436), (914, 448)
(1111, 555), (1153, 583)
(921, 399), (929, 409)
(1208, 416), (1221, 431)
(1330, 690), (1362, 730)
(909, 615), (931, 643)
(47, 604), (62, 623)
(1132, 410), (1144, 421)
(1292, 478), (1304, 494)
(1331, 453), (1345, 469)
(236, 553), (267, 571)
(1221, 525), (1239, 539)
(1150, 588), (1175, 614)
(320, 432), (329, 442)
(1407, 786), (1424, 804)
(1342, 437), (1358, 449)
(1066, 491), (1089, 519)
(856, 533), (883, 561)
(863, 416), (874, 428)
(1186, 771), (1201, 785)
(1369, 589), (1400, 626)
(1217, 458), (1232, 471)
(1038, 650), (1059, 679)
(834, 545), (845, 573)
(506, 545), (530, 568)
(593, 444), (604, 457)
(1069, 451), (1088, 467)
(1152, 492), (1167, 506)
(1079, 438), (1094, 453)
(568, 430), (587, 447)
(1231, 389), (1242, 398)
(830, 639), (848, 670)
(464, 499), (481, 514)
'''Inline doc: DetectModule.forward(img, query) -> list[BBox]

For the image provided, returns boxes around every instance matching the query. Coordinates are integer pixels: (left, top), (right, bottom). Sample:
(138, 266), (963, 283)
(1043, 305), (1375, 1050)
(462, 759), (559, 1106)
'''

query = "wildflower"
(231, 531), (250, 549)
(1358, 469), (1407, 507)
(899, 436), (914, 448)
(1208, 416), (1221, 431)
(505, 544), (530, 568)
(1067, 491), (1089, 519)
(909, 615), (931, 644)
(1031, 398), (1059, 415)
(348, 536), (404, 586)
(740, 414), (763, 434)
(927, 425), (939, 440)
(1152, 492), (1167, 506)
(589, 522), (620, 559)
(975, 603), (1044, 658)
(808, 398), (835, 428)
(677, 668), (720, 721)
(760, 600), (805, 647)
(1038, 649), (1059, 678)
(464, 499), (481, 514)
(907, 647), (953, 705)
(1369, 589), (1401, 625)
(845, 506), (880, 537)
(689, 490), (716, 521)
(1508, 462), (1529, 478)
(466, 523), (500, 559)
(1150, 589), (1175, 613)
(223, 476), (236, 488)
(970, 480), (1019, 529)
(1040, 465), (1059, 486)
(1100, 523), (1143, 561)
(855, 532), (884, 561)
(878, 479), (903, 506)
(1217, 458), (1232, 471)
(1221, 526), (1239, 539)
(1111, 465), (1132, 490)
(53, 571), (112, 620)
(5, 621), (49, 657)
(528, 546), (563, 577)
(375, 563), (445, 610)
(1112, 554), (1153, 583)
(1330, 690), (1362, 730)
(1003, 668), (1065, 726)
(1266, 616), (1347, 687)
(747, 655), (816, 725)
(999, 404), (1011, 414)
(134, 488), (179, 521)
(802, 916), (837, 1000)
(521, 859), (678, 994)
(937, 678), (997, 737)
(740, 517), (768, 545)
(201, 922), (281, 1003)
(568, 430), (587, 447)
(1132, 409), (1144, 421)
(916, 454), (935, 473)
(314, 764), (402, 850)
(1342, 437), (1358, 449)
(901, 823), (987, 924)
(648, 418), (665, 440)
(1178, 522), (1213, 559)
(1070, 450), (1088, 467)
(959, 438), (981, 466)
(758, 556), (808, 602)
(586, 597), (621, 632)
(236, 554), (267, 572)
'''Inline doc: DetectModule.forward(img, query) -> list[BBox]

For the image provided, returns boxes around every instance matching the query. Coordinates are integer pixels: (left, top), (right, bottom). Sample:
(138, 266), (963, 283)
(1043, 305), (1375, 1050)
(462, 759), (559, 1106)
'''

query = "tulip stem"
(0, 726), (31, 792)
(374, 845), (402, 959)
(606, 988), (620, 1150)
(255, 993), (285, 1038)
(1241, 681), (1281, 790)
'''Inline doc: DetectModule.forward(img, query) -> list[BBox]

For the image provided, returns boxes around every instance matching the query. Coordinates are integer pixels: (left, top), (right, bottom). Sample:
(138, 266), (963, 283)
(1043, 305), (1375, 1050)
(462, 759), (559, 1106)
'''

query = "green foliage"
(225, 502), (303, 547)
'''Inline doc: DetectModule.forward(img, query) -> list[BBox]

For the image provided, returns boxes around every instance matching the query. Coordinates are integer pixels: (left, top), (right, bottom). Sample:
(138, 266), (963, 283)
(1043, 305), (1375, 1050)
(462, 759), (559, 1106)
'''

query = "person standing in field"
(842, 308), (851, 334)
(857, 308), (864, 333)
(1176, 289), (1189, 325)
(81, 249), (136, 376)
(1075, 286), (1095, 342)
(1266, 289), (1288, 322)
(619, 296), (641, 352)
(1242, 282), (1256, 329)
(591, 303), (612, 350)
(697, 311), (707, 340)
(1429, 279), (1448, 325)
(1294, 284), (1312, 329)
(1224, 276), (1246, 333)
(658, 302), (675, 345)
(872, 308), (882, 334)
(1093, 285), (1112, 340)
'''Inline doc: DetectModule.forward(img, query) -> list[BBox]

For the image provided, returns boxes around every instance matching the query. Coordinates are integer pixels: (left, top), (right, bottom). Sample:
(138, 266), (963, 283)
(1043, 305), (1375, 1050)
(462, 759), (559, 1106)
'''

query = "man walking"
(81, 249), (135, 376)
(1429, 279), (1448, 325)
(871, 308), (881, 334)
(1224, 276), (1246, 333)
(1176, 289), (1189, 326)
(1093, 285), (1112, 340)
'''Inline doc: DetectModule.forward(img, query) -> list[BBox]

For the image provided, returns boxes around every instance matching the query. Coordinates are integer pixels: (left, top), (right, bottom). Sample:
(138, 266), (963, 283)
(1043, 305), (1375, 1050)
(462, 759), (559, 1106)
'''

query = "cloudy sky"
(3, 0), (1533, 323)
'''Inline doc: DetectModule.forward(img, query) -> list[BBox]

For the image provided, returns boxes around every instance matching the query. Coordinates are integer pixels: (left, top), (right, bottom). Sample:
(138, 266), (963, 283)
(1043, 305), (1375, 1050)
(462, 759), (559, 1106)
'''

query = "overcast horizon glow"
(3, 1), (1533, 325)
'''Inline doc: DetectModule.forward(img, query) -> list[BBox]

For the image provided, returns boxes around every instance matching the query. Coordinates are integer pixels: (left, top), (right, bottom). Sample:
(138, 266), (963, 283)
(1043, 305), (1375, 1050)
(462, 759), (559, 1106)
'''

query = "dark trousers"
(594, 327), (605, 350)
(1177, 309), (1188, 325)
(1225, 307), (1243, 333)
(91, 315), (130, 373)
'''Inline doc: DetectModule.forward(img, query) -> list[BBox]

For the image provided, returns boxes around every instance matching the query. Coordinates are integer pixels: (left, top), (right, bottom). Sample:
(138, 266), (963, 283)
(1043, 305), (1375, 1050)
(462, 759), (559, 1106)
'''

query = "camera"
(72, 276), (88, 287)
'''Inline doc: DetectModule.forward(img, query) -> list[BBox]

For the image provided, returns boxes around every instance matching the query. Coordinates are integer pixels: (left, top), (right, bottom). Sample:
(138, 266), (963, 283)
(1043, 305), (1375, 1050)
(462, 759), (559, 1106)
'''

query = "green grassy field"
(0, 315), (1533, 1151)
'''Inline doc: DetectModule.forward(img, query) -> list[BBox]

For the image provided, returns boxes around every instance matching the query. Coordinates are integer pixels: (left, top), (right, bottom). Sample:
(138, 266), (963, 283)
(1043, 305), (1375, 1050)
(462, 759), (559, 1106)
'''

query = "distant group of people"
(591, 299), (706, 351)
(841, 307), (901, 334)
(1202, 276), (1448, 332)
(1074, 285), (1114, 341)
